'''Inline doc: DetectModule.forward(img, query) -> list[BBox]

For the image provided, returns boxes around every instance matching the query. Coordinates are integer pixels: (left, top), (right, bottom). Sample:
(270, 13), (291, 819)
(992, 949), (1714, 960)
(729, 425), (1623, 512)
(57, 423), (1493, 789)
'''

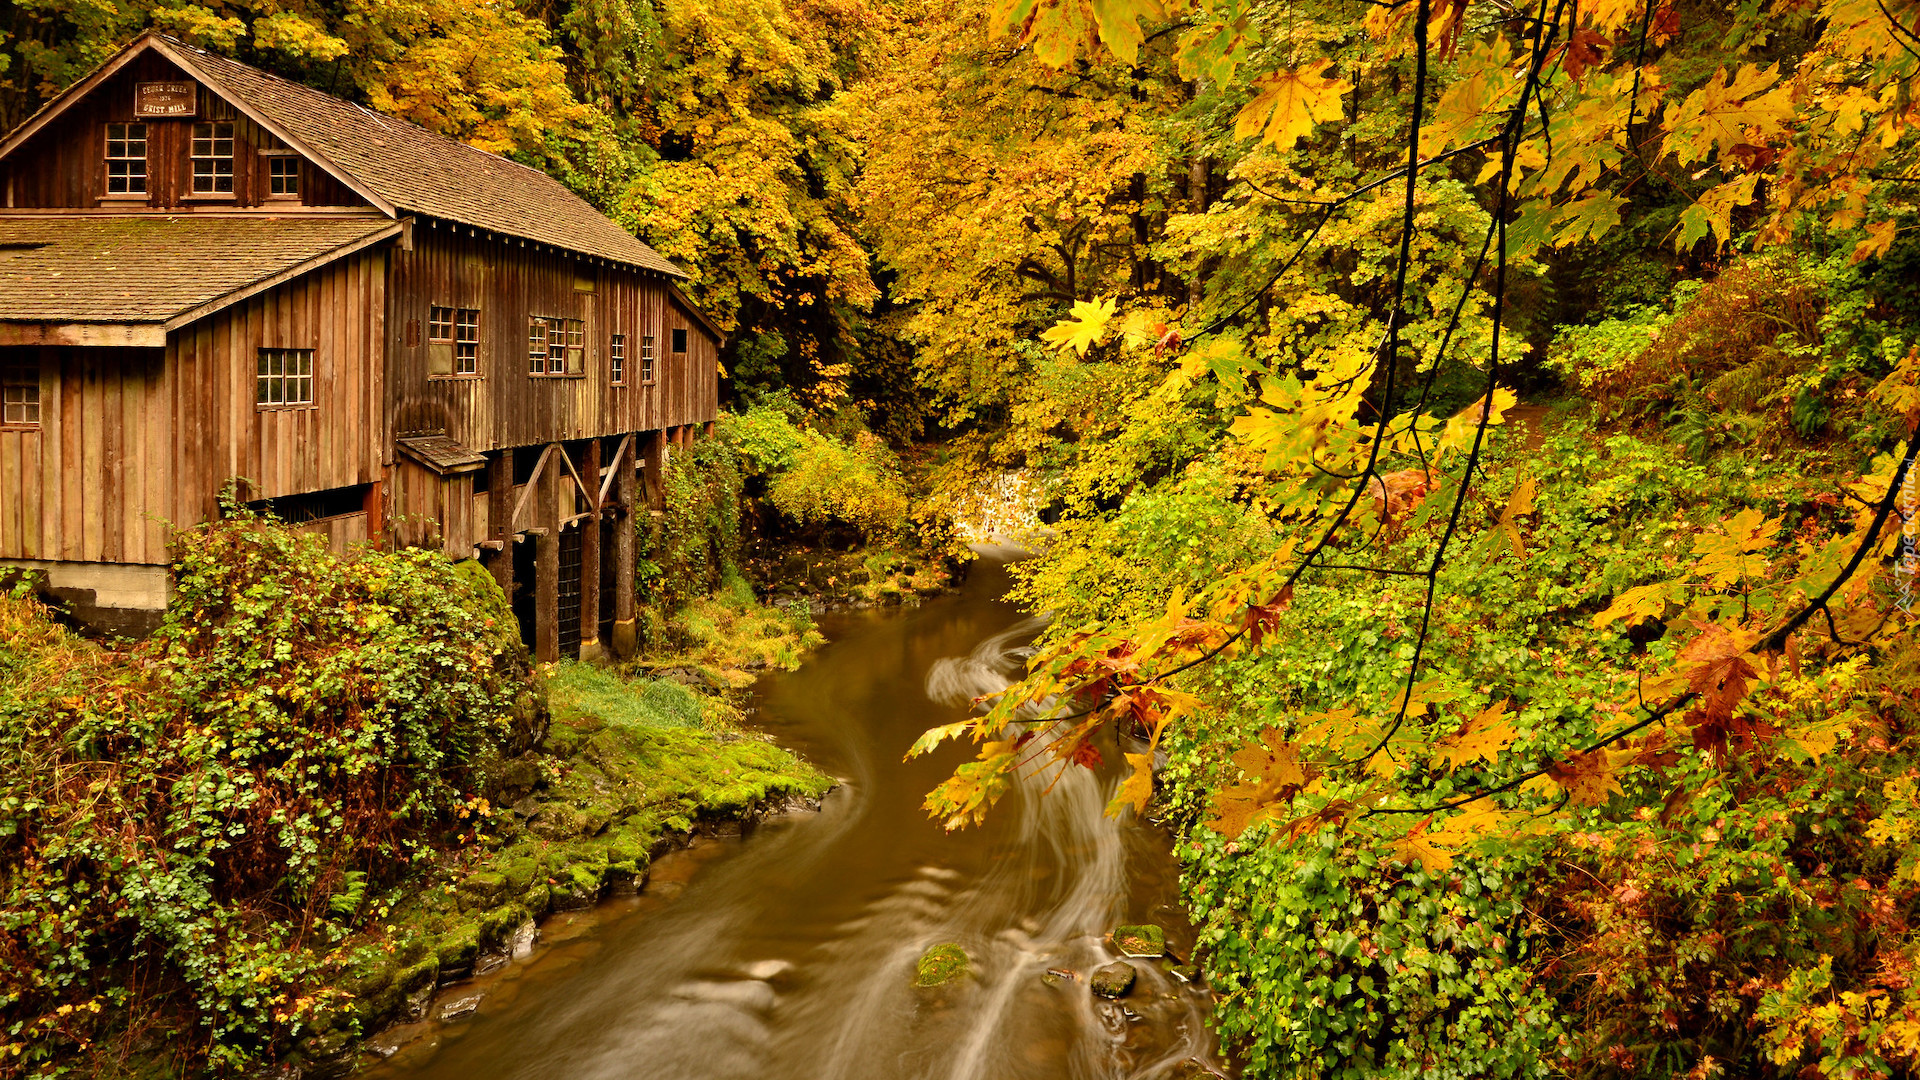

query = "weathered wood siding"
(0, 247), (385, 564)
(169, 247), (387, 520)
(385, 226), (719, 454)
(0, 51), (371, 211)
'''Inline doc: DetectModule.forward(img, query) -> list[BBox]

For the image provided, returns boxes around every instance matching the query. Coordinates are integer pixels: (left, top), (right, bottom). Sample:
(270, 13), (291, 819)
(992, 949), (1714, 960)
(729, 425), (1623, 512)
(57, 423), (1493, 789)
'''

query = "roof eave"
(0, 34), (160, 163)
(162, 220), (405, 331)
(0, 321), (166, 348)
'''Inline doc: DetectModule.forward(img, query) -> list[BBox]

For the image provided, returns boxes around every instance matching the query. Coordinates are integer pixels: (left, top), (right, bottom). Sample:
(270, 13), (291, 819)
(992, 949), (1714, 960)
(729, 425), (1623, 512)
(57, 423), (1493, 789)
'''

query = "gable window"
(610, 334), (627, 385)
(105, 123), (147, 196)
(2, 360), (40, 427)
(428, 306), (480, 377)
(672, 327), (689, 354)
(191, 122), (235, 195)
(641, 334), (656, 384)
(528, 316), (584, 376)
(266, 155), (299, 197)
(257, 348), (314, 407)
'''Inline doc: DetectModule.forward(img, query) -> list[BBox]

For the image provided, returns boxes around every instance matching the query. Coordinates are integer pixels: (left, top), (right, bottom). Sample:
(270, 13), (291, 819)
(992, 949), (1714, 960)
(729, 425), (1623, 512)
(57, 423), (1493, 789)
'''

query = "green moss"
(914, 943), (970, 987)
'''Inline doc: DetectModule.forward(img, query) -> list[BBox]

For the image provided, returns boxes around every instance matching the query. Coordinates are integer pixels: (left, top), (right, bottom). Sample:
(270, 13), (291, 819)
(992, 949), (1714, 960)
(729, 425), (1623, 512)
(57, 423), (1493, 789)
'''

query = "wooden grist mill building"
(0, 32), (720, 659)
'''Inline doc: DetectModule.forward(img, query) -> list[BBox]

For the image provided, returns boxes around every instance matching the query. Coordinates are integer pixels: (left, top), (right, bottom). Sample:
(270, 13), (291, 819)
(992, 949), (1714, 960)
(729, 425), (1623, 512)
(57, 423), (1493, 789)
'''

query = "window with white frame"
(429, 306), (480, 377)
(266, 155), (299, 197)
(641, 334), (656, 384)
(105, 123), (147, 196)
(257, 348), (314, 407)
(191, 122), (235, 195)
(610, 334), (627, 385)
(528, 316), (584, 376)
(2, 359), (40, 427)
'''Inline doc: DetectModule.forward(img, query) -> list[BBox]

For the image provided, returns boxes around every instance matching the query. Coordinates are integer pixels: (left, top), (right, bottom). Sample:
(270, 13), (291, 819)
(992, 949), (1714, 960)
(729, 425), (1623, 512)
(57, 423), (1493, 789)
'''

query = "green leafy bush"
(768, 428), (912, 542)
(0, 512), (529, 1072)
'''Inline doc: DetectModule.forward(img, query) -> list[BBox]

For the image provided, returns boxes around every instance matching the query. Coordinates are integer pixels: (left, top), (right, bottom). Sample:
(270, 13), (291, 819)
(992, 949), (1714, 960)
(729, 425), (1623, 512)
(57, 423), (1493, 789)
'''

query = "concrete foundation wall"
(0, 559), (169, 638)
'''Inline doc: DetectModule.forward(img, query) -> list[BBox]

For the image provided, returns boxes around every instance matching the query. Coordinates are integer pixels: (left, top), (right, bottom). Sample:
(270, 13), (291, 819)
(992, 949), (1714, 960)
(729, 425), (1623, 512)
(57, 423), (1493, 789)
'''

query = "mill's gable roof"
(0, 33), (684, 278)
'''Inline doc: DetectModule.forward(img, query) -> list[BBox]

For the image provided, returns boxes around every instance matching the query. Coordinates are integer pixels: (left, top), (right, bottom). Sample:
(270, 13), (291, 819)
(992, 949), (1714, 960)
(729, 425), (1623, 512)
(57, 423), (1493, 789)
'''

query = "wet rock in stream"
(913, 942), (971, 987)
(1112, 923), (1166, 958)
(1090, 961), (1138, 999)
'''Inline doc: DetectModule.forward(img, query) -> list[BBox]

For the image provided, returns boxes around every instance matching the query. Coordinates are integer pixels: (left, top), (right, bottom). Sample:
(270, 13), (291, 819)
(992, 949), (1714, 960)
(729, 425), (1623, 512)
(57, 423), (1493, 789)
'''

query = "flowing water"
(370, 552), (1226, 1080)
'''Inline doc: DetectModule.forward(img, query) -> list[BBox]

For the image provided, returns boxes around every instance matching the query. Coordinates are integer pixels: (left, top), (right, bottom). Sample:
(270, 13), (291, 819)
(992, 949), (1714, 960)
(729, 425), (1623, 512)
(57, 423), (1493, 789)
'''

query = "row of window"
(428, 305), (681, 384)
(1, 327), (684, 428)
(105, 121), (298, 198)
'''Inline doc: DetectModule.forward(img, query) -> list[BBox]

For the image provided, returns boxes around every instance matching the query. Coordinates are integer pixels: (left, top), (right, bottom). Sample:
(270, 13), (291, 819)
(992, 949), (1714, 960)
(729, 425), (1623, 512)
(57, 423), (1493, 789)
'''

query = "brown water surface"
(372, 553), (1224, 1080)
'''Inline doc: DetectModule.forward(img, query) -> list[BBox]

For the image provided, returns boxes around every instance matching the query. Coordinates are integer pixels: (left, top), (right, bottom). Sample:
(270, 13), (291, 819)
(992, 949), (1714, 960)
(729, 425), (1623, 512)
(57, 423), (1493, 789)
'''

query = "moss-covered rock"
(1112, 924), (1166, 958)
(914, 943), (970, 987)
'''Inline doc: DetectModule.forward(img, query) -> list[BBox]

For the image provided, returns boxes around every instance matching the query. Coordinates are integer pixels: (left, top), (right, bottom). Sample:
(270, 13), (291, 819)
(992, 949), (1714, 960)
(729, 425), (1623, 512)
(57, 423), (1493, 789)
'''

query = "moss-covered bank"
(0, 514), (829, 1079)
(309, 662), (830, 1076)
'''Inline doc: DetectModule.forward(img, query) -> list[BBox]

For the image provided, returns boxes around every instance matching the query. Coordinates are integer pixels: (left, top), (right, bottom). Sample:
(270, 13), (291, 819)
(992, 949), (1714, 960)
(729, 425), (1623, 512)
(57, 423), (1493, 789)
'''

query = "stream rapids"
(370, 553), (1226, 1080)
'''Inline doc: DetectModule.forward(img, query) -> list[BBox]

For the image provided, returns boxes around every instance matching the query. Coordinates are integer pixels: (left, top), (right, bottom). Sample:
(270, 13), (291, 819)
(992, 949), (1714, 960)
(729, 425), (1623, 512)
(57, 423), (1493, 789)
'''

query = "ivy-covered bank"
(0, 512), (829, 1078)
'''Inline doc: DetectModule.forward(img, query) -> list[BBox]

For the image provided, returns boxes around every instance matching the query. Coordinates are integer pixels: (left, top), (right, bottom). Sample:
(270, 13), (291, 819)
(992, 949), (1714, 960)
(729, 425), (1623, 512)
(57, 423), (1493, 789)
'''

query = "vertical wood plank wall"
(385, 227), (719, 455)
(0, 247), (385, 564)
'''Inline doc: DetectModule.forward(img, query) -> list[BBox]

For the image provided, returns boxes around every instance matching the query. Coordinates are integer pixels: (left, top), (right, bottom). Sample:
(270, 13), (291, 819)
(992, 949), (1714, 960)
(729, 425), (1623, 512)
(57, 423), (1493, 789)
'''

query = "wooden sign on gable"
(134, 82), (196, 118)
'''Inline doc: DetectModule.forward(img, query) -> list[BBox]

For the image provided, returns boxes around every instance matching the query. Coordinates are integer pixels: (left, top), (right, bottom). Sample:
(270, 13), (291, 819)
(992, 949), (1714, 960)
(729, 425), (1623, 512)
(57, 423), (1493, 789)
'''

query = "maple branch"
(1339, 0), (1570, 770)
(1757, 437), (1919, 654)
(1369, 437), (1920, 817)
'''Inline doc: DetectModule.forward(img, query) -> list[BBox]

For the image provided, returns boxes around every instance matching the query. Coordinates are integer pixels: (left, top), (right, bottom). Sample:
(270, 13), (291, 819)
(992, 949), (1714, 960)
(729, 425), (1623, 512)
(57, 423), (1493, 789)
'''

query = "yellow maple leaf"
(1108, 751), (1156, 817)
(1390, 817), (1454, 872)
(1660, 64), (1793, 165)
(1592, 582), (1673, 630)
(1233, 60), (1353, 148)
(1040, 296), (1118, 355)
(1853, 220), (1899, 264)
(1433, 700), (1519, 770)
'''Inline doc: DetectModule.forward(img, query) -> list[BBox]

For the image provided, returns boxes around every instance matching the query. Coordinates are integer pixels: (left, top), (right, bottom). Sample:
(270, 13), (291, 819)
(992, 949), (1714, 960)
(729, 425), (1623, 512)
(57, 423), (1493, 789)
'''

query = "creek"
(368, 552), (1228, 1080)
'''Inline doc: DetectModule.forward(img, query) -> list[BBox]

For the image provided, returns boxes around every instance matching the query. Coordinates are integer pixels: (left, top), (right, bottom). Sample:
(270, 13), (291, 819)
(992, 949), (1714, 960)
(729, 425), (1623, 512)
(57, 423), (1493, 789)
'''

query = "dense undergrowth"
(0, 496), (835, 1078)
(0, 514), (534, 1073)
(946, 233), (1920, 1080)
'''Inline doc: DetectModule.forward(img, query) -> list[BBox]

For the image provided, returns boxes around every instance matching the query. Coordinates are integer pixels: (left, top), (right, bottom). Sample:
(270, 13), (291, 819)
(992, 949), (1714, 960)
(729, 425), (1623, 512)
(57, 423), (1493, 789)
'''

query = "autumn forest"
(5, 0), (1920, 1074)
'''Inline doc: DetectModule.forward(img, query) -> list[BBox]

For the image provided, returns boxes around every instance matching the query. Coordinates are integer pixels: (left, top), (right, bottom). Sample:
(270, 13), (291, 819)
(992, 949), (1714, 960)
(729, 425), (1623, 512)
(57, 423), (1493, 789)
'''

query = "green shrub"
(768, 428), (912, 542)
(0, 511), (528, 1071)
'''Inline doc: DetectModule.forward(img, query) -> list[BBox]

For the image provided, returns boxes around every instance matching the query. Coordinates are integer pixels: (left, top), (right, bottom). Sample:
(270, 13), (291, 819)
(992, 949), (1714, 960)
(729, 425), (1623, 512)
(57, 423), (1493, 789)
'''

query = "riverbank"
(311, 661), (833, 1077)
(0, 515), (833, 1080)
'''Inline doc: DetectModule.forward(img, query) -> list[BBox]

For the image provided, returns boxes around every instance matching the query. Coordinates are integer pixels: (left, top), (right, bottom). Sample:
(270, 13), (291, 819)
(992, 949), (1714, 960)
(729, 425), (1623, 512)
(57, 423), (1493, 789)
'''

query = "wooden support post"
(612, 438), (638, 660)
(578, 440), (604, 661)
(643, 430), (667, 511)
(702, 420), (715, 438)
(362, 474), (386, 550)
(534, 461), (560, 665)
(487, 451), (513, 597)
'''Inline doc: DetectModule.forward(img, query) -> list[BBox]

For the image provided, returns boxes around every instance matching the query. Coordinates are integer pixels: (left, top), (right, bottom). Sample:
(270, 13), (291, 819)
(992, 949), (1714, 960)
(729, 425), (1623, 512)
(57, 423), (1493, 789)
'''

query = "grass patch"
(546, 661), (706, 729)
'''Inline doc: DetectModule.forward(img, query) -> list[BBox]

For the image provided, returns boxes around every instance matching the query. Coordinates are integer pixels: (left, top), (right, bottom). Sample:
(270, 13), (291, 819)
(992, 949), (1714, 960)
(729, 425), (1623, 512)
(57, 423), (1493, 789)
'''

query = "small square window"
(671, 327), (688, 354)
(257, 348), (315, 408)
(610, 334), (627, 385)
(267, 156), (299, 196)
(105, 123), (148, 196)
(3, 360), (41, 427)
(429, 306), (455, 342)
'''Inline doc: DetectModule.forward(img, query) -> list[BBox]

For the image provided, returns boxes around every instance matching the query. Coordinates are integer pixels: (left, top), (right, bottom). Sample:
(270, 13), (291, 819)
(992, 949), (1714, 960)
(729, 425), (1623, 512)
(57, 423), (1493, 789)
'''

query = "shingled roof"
(0, 33), (684, 279)
(0, 214), (400, 327)
(164, 42), (684, 278)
